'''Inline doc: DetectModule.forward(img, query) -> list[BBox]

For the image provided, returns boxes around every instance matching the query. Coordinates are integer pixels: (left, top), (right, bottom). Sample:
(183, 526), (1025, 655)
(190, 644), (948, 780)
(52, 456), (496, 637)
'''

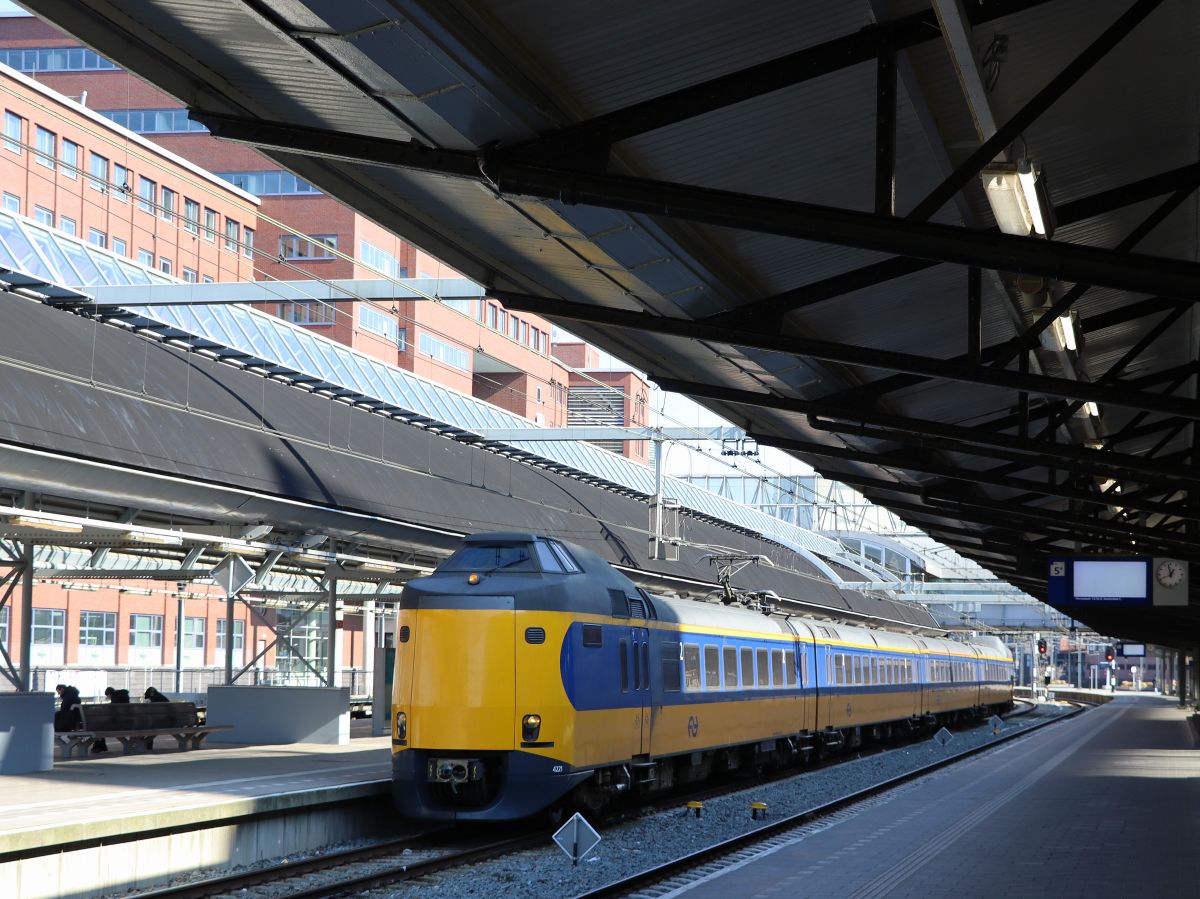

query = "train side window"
(683, 643), (702, 691)
(870, 657), (878, 685)
(583, 624), (603, 647)
(609, 589), (630, 618)
(632, 640), (641, 689)
(756, 648), (769, 686)
(704, 645), (720, 689)
(723, 646), (738, 687)
(771, 649), (784, 686)
(546, 539), (582, 572)
(784, 649), (797, 686)
(662, 641), (682, 692)
(854, 656), (863, 685)
(800, 652), (807, 686)
(619, 640), (629, 692)
(741, 647), (754, 688)
(641, 642), (650, 690)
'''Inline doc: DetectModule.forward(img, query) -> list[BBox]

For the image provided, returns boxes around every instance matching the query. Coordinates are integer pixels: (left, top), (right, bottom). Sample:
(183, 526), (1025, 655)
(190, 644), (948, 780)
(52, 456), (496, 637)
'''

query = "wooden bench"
(55, 701), (233, 759)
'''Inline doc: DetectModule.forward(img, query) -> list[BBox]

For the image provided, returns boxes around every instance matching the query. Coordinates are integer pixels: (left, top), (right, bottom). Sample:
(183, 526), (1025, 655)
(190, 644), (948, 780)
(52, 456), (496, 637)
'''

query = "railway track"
(133, 825), (540, 899)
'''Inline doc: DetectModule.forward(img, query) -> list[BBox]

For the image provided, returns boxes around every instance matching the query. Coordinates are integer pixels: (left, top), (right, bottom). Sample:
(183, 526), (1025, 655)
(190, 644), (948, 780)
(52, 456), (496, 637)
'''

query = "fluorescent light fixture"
(1017, 159), (1047, 236)
(1082, 401), (1100, 417)
(356, 560), (398, 573)
(982, 161), (1050, 237)
(216, 541), (263, 556)
(8, 514), (84, 533)
(1053, 314), (1077, 351)
(292, 550), (335, 565)
(125, 529), (183, 546)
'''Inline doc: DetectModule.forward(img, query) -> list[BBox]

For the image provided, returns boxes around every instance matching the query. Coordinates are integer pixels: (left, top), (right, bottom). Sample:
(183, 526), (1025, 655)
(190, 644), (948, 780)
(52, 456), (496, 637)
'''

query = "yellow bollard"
(686, 800), (704, 818)
(751, 801), (768, 820)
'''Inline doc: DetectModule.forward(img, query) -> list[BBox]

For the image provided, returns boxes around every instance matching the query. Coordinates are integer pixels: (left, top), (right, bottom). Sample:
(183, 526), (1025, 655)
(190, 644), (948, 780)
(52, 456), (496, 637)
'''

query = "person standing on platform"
(54, 683), (81, 732)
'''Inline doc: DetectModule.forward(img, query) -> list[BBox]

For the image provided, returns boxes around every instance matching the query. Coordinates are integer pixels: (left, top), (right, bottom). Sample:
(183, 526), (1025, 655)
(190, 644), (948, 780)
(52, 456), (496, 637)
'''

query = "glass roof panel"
(88, 249), (132, 285)
(56, 238), (105, 286)
(0, 212), (55, 282)
(24, 224), (80, 284)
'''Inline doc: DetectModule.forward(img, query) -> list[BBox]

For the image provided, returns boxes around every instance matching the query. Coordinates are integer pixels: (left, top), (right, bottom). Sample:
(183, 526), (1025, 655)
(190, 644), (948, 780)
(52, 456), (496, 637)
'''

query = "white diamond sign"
(211, 554), (254, 597)
(933, 726), (954, 747)
(553, 812), (601, 866)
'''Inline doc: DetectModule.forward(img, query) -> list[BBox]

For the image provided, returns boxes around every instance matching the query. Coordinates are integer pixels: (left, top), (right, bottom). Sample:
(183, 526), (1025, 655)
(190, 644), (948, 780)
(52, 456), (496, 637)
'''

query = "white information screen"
(1073, 560), (1147, 600)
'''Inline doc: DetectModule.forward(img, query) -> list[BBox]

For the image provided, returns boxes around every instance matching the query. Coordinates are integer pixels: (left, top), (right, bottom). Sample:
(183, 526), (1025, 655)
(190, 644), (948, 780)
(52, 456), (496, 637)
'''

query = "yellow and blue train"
(391, 532), (1014, 821)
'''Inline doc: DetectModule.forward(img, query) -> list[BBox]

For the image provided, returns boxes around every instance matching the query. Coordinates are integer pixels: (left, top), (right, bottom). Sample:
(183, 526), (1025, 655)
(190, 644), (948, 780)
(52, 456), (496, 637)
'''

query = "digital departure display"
(1072, 559), (1149, 603)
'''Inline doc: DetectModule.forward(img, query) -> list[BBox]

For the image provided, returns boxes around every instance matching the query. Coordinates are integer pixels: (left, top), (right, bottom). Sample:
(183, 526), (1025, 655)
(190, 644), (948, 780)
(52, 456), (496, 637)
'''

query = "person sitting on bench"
(92, 686), (130, 753)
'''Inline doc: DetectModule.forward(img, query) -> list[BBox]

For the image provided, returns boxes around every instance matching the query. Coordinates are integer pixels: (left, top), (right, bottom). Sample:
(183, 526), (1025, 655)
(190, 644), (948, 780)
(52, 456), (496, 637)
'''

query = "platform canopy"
(21, 0), (1200, 647)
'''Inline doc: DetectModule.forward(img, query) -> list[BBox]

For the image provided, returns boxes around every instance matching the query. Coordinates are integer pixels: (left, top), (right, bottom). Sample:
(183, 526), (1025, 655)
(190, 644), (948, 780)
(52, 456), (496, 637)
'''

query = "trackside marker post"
(553, 812), (601, 867)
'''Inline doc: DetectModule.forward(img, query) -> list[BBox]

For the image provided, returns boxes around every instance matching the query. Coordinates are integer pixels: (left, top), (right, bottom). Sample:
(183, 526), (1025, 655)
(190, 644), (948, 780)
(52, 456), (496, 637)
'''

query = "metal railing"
(3, 666), (375, 701)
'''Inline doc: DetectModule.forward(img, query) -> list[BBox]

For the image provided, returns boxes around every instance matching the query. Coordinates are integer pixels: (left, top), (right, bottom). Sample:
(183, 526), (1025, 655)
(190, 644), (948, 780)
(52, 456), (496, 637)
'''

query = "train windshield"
(439, 542), (539, 572)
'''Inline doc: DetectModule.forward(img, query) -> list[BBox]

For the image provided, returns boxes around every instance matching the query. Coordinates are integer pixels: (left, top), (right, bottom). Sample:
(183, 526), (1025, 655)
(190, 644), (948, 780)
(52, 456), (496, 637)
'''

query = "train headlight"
(522, 713), (542, 742)
(395, 711), (407, 742)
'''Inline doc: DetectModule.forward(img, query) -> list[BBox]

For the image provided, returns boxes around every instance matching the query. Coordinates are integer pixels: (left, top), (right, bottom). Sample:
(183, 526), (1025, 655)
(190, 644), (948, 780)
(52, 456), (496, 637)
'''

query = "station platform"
(678, 695), (1200, 898)
(0, 725), (393, 898)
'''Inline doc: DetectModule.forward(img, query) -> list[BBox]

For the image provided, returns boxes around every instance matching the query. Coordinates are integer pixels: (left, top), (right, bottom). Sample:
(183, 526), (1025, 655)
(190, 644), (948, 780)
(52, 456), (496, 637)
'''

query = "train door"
(631, 626), (651, 754)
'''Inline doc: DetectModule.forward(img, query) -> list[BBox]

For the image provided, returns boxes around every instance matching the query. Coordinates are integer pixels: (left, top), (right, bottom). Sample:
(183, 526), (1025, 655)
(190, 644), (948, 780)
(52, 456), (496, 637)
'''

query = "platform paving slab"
(674, 696), (1200, 899)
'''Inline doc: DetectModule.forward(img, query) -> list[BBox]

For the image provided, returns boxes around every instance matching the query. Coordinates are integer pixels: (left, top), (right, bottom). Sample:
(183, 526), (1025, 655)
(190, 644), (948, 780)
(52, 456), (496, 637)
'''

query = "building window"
(160, 186), (175, 221)
(359, 239), (405, 278)
(137, 176), (156, 213)
(33, 205), (53, 226)
(0, 605), (7, 649)
(203, 207), (217, 241)
(60, 216), (76, 236)
(113, 163), (130, 200)
(137, 248), (153, 267)
(280, 300), (336, 325)
(0, 47), (119, 73)
(4, 111), (22, 154)
(97, 108), (206, 133)
(397, 327), (407, 352)
(79, 611), (116, 647)
(89, 152), (108, 192)
(112, 237), (127, 256)
(183, 267), (197, 283)
(279, 234), (337, 260)
(159, 257), (172, 275)
(33, 609), (65, 645)
(360, 305), (399, 342)
(216, 619), (244, 651)
(418, 332), (470, 371)
(2, 192), (19, 213)
(487, 304), (498, 329)
(88, 228), (107, 249)
(224, 218), (239, 252)
(184, 617), (206, 650)
(216, 169), (321, 195)
(243, 226), (254, 257)
(184, 198), (199, 234)
(129, 613), (163, 648)
(60, 139), (78, 178)
(34, 125), (55, 169)
(201, 275), (214, 284)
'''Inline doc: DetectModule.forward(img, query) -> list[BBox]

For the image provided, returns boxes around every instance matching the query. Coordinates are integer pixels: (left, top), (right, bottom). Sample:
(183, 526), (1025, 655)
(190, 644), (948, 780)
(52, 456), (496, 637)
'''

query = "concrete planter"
(0, 692), (53, 773)
(205, 685), (350, 745)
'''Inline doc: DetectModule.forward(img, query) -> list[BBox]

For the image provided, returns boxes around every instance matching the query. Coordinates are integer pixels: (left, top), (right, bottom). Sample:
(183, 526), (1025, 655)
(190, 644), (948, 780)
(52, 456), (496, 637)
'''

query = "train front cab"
(391, 589), (590, 821)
